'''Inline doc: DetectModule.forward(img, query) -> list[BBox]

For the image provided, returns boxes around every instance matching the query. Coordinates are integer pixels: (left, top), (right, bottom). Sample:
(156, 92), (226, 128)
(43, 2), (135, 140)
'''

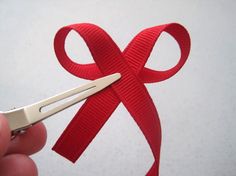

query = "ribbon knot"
(52, 23), (190, 176)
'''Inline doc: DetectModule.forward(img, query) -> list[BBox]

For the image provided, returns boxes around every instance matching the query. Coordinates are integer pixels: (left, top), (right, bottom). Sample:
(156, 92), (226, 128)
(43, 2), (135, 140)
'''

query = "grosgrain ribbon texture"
(52, 23), (191, 175)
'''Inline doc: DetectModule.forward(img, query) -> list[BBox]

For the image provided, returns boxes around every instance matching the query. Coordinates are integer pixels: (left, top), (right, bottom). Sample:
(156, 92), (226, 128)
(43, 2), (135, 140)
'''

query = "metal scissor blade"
(2, 73), (121, 132)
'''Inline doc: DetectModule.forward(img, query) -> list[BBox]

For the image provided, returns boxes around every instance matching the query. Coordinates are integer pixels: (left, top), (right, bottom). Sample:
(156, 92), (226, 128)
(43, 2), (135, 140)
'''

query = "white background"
(0, 0), (235, 175)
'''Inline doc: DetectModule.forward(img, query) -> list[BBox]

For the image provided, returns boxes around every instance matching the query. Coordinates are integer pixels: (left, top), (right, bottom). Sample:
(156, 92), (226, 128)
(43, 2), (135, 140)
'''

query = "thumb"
(0, 114), (11, 157)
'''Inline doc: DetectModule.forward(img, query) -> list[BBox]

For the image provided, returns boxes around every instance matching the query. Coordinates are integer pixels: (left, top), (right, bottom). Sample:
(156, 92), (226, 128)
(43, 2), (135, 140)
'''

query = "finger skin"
(7, 122), (47, 155)
(0, 154), (38, 176)
(0, 114), (11, 157)
(0, 114), (46, 176)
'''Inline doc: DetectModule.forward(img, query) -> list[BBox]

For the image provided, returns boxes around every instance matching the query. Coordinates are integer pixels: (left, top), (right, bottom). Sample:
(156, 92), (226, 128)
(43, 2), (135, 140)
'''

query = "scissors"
(0, 73), (121, 136)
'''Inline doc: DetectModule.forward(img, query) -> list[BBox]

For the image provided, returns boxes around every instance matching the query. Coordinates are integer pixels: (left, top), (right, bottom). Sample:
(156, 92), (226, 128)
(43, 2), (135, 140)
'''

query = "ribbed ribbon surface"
(52, 23), (190, 175)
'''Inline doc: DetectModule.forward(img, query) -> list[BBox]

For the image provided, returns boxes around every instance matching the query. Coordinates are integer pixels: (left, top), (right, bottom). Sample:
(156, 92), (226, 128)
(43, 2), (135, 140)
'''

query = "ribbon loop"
(52, 23), (191, 176)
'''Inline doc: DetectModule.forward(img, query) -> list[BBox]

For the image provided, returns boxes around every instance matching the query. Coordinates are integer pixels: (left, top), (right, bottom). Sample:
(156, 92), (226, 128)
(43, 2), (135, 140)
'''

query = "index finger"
(6, 122), (47, 156)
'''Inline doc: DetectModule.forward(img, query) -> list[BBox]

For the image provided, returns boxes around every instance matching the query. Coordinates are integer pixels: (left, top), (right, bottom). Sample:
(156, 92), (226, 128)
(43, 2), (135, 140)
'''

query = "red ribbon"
(52, 23), (190, 175)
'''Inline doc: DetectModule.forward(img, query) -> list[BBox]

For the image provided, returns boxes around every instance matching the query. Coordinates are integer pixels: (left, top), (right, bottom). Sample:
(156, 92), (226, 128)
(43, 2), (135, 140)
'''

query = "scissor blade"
(25, 73), (121, 125)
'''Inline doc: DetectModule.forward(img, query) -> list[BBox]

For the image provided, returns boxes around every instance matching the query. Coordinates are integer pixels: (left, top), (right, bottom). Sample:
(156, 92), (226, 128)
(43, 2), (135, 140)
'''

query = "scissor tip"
(95, 73), (121, 90)
(109, 73), (121, 83)
(113, 73), (121, 79)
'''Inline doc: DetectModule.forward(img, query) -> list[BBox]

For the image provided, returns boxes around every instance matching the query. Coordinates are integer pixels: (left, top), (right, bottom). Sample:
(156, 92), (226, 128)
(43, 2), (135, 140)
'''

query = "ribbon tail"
(146, 162), (158, 176)
(52, 88), (120, 162)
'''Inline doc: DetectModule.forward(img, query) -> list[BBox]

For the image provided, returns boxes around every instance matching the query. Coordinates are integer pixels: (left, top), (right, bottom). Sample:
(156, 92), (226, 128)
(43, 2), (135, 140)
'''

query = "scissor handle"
(0, 109), (32, 136)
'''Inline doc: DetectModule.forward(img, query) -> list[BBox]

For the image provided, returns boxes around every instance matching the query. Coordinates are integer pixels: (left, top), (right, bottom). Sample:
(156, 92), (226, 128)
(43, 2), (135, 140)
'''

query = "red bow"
(52, 23), (190, 175)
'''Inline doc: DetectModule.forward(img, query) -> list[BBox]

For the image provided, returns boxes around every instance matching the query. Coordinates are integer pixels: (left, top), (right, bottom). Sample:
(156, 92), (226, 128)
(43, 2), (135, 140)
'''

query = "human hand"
(0, 113), (47, 176)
